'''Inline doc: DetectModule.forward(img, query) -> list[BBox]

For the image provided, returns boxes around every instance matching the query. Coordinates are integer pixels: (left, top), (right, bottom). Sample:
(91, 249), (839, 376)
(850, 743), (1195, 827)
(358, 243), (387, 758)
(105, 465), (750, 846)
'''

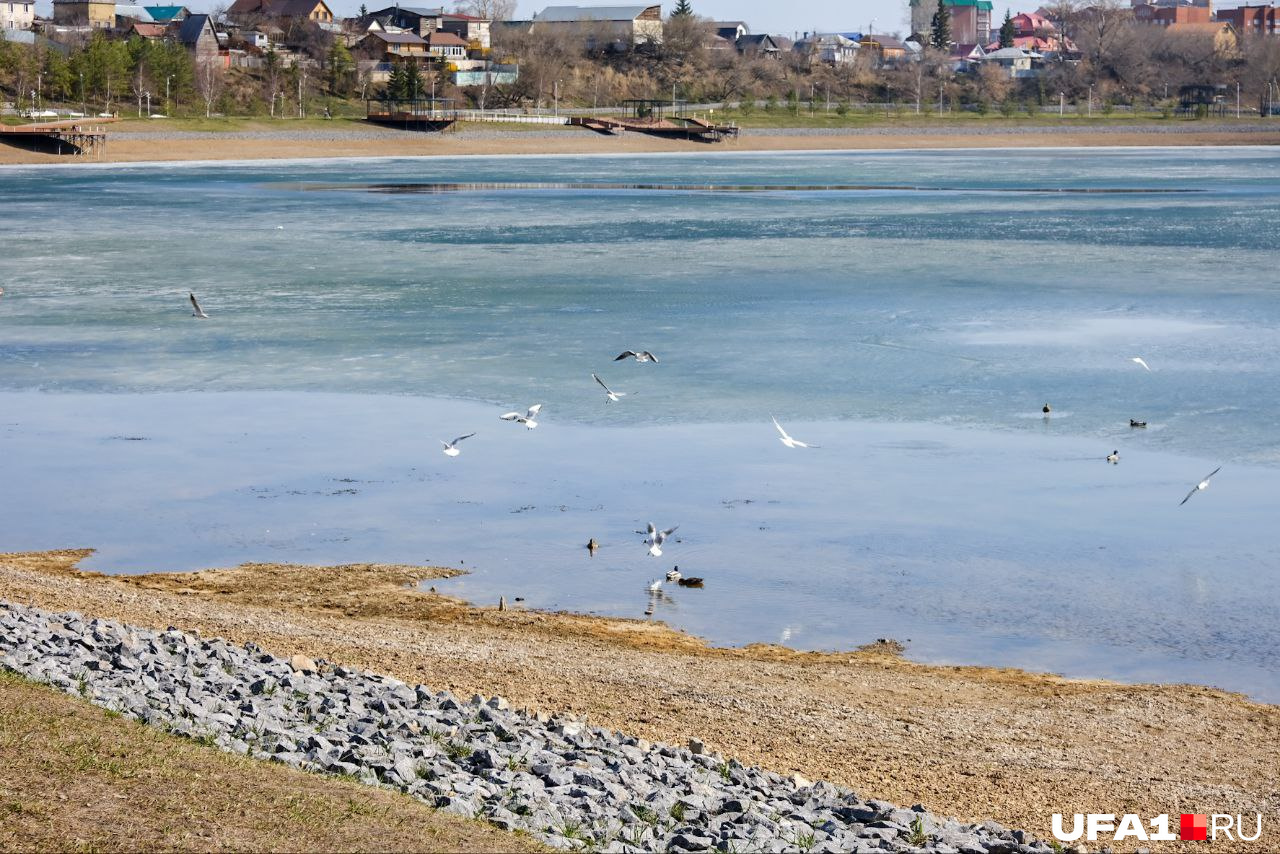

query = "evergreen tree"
(930, 0), (951, 50)
(999, 10), (1016, 48)
(670, 0), (693, 18)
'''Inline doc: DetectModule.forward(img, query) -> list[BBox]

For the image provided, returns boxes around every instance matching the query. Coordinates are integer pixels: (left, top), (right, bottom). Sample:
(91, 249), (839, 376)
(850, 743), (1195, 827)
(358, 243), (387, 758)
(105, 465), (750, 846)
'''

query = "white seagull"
(645, 523), (678, 557)
(592, 373), (627, 402)
(772, 416), (819, 449)
(647, 578), (664, 592)
(440, 432), (476, 457)
(1131, 357), (1151, 372)
(1180, 466), (1222, 506)
(499, 404), (542, 429)
(189, 292), (209, 318)
(615, 350), (659, 363)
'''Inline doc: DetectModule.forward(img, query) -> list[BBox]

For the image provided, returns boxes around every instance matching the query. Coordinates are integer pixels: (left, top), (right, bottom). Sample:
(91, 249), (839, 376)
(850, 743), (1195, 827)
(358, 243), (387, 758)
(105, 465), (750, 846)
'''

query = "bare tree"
(195, 57), (225, 118)
(456, 0), (516, 22)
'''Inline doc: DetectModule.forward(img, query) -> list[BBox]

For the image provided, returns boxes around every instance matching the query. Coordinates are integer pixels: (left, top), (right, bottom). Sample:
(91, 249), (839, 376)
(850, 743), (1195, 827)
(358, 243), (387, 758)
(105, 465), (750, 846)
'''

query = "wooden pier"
(0, 118), (115, 157)
(570, 100), (738, 143)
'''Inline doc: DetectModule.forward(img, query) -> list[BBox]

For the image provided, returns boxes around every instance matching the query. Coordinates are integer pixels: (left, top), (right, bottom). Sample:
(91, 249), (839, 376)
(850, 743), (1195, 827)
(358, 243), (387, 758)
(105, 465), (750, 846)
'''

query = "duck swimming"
(1106, 450), (1119, 464)
(1042, 403), (1052, 415)
(1130, 419), (1147, 428)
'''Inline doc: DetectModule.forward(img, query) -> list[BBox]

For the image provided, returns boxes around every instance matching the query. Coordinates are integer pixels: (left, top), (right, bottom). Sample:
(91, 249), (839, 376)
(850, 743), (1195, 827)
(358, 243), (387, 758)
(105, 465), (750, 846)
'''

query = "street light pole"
(166, 74), (172, 114)
(145, 91), (151, 116)
(1088, 83), (1093, 117)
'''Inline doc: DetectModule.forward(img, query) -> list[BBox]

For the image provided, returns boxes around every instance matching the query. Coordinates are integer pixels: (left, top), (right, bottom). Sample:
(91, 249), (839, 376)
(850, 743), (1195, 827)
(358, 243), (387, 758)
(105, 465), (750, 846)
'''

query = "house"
(713, 20), (748, 41)
(129, 20), (167, 36)
(426, 30), (467, 59)
(178, 13), (220, 60)
(2, 0), (35, 29)
(114, 4), (153, 24)
(143, 4), (187, 22)
(1215, 3), (1278, 34)
(242, 29), (270, 47)
(949, 41), (985, 70)
(530, 5), (664, 47)
(356, 30), (428, 59)
(1133, 2), (1212, 26)
(860, 33), (908, 65)
(226, 0), (332, 24)
(735, 33), (779, 57)
(910, 0), (993, 45)
(358, 6), (491, 50)
(793, 33), (859, 65)
(1165, 20), (1240, 54)
(438, 12), (491, 50)
(52, 0), (116, 28)
(982, 45), (1038, 76)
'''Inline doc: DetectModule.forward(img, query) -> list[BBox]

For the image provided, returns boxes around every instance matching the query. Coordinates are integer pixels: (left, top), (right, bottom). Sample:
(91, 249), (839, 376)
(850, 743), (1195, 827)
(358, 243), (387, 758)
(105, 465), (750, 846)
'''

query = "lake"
(2, 147), (1278, 701)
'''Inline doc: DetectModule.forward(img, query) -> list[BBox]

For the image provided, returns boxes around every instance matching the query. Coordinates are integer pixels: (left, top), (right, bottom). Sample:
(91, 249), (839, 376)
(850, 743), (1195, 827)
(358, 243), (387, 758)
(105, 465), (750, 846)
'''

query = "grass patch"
(0, 670), (547, 852)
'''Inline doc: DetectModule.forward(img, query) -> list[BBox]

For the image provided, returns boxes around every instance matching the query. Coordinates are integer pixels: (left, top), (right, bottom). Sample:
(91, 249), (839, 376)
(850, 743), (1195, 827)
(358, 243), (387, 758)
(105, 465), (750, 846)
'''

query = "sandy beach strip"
(2, 122), (1279, 166)
(1, 549), (1277, 852)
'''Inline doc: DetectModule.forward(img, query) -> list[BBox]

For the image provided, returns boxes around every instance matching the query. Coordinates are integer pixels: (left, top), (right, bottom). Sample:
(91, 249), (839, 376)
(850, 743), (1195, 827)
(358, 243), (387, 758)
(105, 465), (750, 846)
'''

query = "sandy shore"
(2, 123), (1279, 165)
(2, 549), (1276, 852)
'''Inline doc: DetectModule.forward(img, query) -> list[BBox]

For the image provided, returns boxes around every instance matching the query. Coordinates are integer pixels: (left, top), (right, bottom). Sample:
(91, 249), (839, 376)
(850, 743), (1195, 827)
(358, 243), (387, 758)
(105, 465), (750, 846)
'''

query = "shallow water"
(2, 148), (1278, 700)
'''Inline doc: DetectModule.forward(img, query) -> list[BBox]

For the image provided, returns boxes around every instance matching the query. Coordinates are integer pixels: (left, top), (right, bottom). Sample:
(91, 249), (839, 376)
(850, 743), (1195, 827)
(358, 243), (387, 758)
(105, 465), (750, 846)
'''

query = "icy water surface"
(2, 148), (1278, 700)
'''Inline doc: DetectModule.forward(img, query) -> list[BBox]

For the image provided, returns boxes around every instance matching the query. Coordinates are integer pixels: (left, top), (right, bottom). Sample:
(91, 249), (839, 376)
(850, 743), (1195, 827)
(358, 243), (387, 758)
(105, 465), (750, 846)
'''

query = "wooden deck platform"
(570, 115), (738, 143)
(0, 118), (115, 156)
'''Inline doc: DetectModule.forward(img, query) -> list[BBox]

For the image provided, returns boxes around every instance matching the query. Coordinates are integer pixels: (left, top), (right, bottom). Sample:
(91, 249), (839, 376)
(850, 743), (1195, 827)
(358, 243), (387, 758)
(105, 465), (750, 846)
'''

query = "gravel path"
(1, 601), (1054, 854)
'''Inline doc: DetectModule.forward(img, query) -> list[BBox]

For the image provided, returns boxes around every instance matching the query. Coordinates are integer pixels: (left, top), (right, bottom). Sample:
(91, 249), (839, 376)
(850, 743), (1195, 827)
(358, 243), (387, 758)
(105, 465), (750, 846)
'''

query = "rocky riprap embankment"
(0, 601), (1055, 853)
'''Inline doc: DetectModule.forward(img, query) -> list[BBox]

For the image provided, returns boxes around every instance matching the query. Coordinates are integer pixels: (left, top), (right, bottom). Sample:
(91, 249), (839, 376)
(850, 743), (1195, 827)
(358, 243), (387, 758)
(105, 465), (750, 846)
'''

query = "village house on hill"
(2, 0), (36, 30)
(529, 5), (663, 47)
(226, 0), (333, 25)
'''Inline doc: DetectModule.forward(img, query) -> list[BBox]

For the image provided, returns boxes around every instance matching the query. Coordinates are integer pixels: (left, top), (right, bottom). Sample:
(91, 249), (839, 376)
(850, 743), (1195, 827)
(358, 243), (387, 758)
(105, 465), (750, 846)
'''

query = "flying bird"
(645, 523), (678, 557)
(499, 404), (542, 429)
(615, 350), (658, 363)
(592, 373), (626, 402)
(1180, 466), (1222, 506)
(647, 578), (664, 592)
(440, 433), (475, 457)
(1130, 357), (1151, 372)
(189, 292), (209, 318)
(772, 416), (819, 449)
(1106, 450), (1119, 465)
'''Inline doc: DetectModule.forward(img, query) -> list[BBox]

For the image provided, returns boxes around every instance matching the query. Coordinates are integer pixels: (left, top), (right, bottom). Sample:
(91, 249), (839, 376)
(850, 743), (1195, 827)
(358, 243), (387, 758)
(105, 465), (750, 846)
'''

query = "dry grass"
(0, 669), (546, 853)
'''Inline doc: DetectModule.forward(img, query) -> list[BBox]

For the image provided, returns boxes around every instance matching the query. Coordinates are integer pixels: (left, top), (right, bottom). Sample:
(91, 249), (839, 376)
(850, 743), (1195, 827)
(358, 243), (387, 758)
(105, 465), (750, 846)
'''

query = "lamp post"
(166, 74), (173, 115)
(145, 91), (151, 117)
(1088, 83), (1093, 117)
(554, 79), (560, 115)
(80, 72), (85, 116)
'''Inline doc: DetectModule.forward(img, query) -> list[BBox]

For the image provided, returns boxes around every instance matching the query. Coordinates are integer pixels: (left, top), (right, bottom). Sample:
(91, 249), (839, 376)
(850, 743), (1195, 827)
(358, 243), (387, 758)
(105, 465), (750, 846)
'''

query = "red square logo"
(1181, 813), (1208, 841)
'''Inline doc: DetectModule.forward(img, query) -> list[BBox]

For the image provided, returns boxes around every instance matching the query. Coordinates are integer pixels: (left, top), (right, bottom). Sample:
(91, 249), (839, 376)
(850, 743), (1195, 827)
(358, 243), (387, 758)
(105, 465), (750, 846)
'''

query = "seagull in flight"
(1131, 357), (1151, 372)
(440, 433), (475, 457)
(189, 292), (209, 318)
(499, 404), (542, 429)
(615, 350), (658, 363)
(645, 523), (678, 557)
(1180, 466), (1222, 506)
(592, 373), (626, 402)
(772, 416), (819, 449)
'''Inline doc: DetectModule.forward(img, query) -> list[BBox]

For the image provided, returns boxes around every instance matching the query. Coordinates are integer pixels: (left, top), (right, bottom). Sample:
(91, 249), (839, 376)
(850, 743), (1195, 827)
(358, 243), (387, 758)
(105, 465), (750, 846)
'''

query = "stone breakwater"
(0, 602), (1054, 853)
